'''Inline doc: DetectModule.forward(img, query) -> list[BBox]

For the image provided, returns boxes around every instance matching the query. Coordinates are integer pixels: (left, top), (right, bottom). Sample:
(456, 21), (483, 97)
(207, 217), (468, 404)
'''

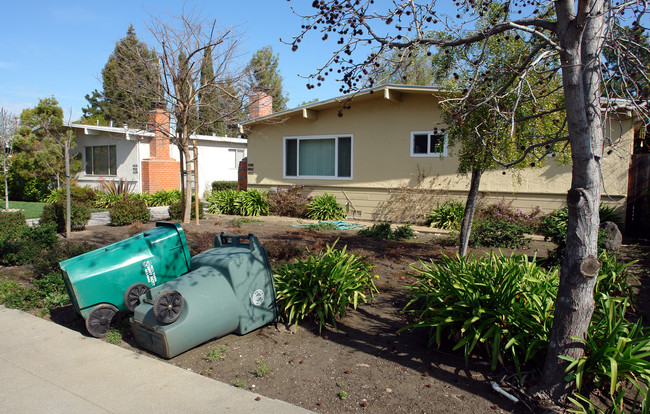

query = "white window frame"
(229, 148), (246, 169)
(283, 134), (353, 180)
(410, 131), (448, 157)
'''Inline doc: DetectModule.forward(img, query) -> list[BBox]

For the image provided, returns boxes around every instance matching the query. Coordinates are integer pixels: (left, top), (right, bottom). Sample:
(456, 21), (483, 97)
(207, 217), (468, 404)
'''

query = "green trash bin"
(130, 233), (278, 358)
(59, 222), (192, 338)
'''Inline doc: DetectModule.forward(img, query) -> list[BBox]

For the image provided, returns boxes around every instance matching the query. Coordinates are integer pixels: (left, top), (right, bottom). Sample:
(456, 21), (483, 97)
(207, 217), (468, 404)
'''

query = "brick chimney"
(148, 107), (171, 158)
(249, 88), (273, 119)
(141, 107), (180, 194)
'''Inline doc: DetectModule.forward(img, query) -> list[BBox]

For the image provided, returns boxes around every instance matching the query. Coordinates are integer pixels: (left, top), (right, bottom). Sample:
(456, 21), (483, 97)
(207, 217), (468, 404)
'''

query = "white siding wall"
(74, 132), (141, 191)
(195, 138), (247, 197)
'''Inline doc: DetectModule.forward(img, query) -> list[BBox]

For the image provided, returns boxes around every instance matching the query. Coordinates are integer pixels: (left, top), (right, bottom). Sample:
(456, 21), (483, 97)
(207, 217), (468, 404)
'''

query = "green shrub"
(0, 211), (28, 240)
(469, 218), (530, 249)
(169, 199), (205, 220)
(307, 193), (344, 221)
(428, 201), (464, 229)
(267, 186), (311, 218)
(480, 202), (543, 233)
(109, 198), (151, 226)
(95, 192), (123, 208)
(274, 241), (378, 331)
(44, 186), (98, 206)
(32, 241), (96, 277)
(40, 201), (91, 232)
(206, 189), (239, 215)
(358, 222), (415, 240)
(402, 252), (558, 373)
(233, 189), (269, 216)
(0, 211), (30, 266)
(148, 189), (181, 207)
(211, 181), (238, 192)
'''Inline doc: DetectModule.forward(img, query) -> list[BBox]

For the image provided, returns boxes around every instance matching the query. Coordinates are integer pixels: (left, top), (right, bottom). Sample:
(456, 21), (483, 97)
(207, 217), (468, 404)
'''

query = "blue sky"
(0, 0), (341, 121)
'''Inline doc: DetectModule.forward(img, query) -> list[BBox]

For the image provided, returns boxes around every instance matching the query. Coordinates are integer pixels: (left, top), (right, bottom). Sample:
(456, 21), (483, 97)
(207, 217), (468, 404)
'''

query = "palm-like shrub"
(206, 189), (239, 214)
(307, 193), (344, 221)
(402, 252), (558, 373)
(274, 242), (378, 331)
(428, 201), (464, 229)
(233, 189), (269, 216)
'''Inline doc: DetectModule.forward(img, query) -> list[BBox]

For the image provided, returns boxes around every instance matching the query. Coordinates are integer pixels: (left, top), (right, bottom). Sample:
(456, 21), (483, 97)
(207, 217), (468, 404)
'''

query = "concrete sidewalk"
(0, 307), (309, 414)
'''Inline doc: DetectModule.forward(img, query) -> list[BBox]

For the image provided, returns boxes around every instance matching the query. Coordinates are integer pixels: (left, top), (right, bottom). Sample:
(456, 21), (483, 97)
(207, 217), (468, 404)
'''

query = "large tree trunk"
(459, 168), (482, 257)
(539, 0), (605, 401)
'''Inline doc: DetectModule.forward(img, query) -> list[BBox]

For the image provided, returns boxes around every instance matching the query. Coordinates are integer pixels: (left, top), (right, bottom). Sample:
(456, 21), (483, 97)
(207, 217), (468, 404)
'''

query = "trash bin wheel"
(85, 304), (118, 338)
(153, 290), (184, 324)
(124, 282), (150, 312)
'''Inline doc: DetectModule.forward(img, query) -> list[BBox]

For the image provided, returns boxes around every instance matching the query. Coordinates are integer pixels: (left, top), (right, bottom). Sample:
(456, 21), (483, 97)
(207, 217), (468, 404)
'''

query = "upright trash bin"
(59, 222), (192, 337)
(130, 233), (278, 358)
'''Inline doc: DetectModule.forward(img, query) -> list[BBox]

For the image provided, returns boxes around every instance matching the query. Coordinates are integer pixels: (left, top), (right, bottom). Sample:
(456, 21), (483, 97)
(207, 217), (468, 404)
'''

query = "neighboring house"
(240, 84), (637, 226)
(70, 109), (247, 197)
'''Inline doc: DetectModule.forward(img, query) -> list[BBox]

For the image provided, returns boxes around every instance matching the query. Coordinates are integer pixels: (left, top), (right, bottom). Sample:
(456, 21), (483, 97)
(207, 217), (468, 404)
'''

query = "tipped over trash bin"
(130, 233), (278, 358)
(59, 222), (192, 338)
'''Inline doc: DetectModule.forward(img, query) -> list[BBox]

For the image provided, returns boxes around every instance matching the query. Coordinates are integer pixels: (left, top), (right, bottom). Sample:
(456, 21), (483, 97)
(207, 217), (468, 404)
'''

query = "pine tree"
(83, 25), (160, 127)
(197, 47), (220, 135)
(246, 46), (289, 112)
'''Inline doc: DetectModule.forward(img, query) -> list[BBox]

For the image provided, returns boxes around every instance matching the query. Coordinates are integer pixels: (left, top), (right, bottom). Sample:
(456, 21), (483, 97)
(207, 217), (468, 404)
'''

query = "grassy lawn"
(0, 200), (47, 219)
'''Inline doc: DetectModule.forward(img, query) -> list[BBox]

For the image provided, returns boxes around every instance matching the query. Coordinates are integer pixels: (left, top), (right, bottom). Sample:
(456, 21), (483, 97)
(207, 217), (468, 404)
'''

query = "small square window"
(410, 131), (447, 157)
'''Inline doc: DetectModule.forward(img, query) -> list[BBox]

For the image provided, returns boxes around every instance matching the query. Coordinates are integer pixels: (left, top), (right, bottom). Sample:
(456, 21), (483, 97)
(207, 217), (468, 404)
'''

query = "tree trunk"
(183, 145), (193, 224)
(65, 140), (71, 238)
(539, 0), (605, 401)
(179, 150), (185, 205)
(458, 168), (482, 257)
(193, 140), (199, 225)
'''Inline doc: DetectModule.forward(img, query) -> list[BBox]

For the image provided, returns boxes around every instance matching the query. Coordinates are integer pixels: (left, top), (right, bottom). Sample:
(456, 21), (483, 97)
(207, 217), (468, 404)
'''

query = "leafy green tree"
(11, 97), (81, 200)
(197, 46), (220, 135)
(82, 25), (160, 127)
(246, 46), (289, 112)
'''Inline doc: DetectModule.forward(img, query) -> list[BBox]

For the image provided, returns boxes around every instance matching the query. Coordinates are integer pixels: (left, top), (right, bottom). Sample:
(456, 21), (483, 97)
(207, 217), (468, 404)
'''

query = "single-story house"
(70, 108), (247, 197)
(240, 84), (639, 226)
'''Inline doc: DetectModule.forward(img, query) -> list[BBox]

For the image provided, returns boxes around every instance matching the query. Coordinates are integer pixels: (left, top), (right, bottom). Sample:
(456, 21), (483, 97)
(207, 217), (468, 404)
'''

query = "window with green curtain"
(284, 136), (352, 178)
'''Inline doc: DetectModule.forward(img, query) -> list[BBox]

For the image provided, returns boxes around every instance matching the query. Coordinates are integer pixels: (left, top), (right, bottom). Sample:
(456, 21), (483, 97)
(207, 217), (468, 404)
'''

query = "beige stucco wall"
(246, 92), (633, 223)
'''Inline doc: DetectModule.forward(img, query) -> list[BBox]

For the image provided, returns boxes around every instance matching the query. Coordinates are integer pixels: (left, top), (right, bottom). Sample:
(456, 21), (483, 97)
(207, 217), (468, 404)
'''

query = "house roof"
(66, 123), (154, 140)
(68, 123), (247, 144)
(240, 84), (446, 126)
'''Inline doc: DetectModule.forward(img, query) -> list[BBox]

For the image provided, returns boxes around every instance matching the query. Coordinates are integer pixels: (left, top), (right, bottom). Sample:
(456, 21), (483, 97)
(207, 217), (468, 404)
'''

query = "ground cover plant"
(273, 241), (378, 331)
(358, 222), (415, 240)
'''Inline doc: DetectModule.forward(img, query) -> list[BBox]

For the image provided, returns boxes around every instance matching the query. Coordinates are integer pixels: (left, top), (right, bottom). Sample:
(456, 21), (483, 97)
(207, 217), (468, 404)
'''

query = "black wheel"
(85, 304), (118, 338)
(152, 289), (184, 324)
(124, 282), (150, 312)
